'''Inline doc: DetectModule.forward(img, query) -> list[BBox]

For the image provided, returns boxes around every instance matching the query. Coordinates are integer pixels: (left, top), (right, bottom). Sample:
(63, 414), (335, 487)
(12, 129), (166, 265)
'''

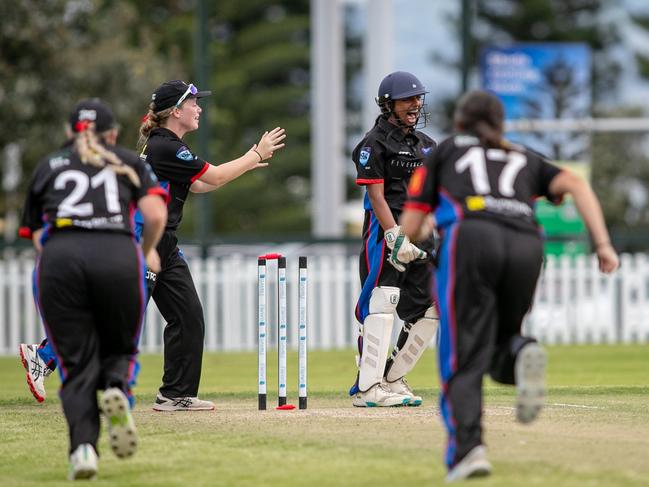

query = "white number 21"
(455, 147), (527, 197)
(55, 168), (120, 217)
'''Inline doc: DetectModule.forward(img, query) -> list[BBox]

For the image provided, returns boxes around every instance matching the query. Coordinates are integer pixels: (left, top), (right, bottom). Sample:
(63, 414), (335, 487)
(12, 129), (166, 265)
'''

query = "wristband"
(253, 149), (263, 162)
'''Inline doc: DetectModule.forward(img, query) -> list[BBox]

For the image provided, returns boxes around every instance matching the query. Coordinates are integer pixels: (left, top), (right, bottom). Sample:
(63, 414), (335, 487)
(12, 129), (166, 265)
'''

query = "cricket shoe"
(384, 377), (422, 406)
(352, 380), (411, 407)
(19, 343), (52, 402)
(515, 342), (547, 424)
(445, 445), (492, 483)
(152, 394), (215, 412)
(100, 388), (138, 458)
(68, 443), (98, 481)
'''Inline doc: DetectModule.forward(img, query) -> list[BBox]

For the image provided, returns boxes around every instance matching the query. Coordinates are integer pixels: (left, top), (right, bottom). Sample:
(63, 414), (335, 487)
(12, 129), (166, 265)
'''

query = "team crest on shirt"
(176, 146), (194, 161)
(359, 147), (371, 166)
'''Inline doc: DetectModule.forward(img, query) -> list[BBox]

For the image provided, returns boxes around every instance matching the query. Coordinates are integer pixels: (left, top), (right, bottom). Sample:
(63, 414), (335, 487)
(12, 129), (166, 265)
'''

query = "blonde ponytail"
(137, 102), (173, 151)
(74, 123), (141, 187)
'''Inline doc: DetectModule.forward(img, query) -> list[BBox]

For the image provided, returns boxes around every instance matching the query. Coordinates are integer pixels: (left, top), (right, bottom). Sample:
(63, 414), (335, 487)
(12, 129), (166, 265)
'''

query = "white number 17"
(455, 147), (527, 197)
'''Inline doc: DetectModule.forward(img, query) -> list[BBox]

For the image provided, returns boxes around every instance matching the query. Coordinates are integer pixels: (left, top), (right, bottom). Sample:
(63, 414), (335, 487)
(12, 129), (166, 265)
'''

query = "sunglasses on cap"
(175, 84), (198, 108)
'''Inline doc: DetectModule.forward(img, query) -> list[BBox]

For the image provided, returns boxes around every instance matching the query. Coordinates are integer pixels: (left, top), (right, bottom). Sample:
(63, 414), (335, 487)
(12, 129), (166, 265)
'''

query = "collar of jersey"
(150, 127), (182, 142)
(377, 117), (419, 143)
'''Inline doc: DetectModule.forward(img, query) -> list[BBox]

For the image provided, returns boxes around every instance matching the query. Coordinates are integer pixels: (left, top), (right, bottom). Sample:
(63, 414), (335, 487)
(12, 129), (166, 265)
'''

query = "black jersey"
(20, 143), (164, 241)
(140, 128), (209, 231)
(405, 134), (562, 233)
(353, 117), (436, 213)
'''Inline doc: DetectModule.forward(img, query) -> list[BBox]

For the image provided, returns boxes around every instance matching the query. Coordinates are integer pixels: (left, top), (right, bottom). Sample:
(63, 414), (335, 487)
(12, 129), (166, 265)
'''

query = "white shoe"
(352, 380), (410, 407)
(384, 377), (423, 406)
(68, 443), (98, 480)
(100, 388), (137, 459)
(515, 343), (547, 424)
(19, 343), (52, 402)
(152, 394), (215, 411)
(445, 445), (492, 483)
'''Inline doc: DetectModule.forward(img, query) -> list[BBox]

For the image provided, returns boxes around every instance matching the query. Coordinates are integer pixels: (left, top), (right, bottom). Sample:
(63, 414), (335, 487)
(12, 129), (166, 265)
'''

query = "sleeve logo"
(359, 147), (371, 166)
(422, 146), (432, 154)
(176, 146), (195, 161)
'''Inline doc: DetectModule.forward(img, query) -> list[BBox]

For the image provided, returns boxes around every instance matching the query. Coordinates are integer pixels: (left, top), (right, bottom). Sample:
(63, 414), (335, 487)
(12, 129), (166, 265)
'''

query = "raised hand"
(255, 127), (286, 161)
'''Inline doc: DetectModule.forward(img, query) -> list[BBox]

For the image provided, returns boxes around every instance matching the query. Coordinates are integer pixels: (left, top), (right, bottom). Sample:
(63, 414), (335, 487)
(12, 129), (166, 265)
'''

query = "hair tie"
(74, 120), (91, 133)
(141, 114), (150, 122)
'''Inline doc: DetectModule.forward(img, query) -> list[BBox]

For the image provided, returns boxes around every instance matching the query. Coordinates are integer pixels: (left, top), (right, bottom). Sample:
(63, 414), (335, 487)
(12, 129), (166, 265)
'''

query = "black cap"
(69, 98), (116, 133)
(151, 80), (212, 112)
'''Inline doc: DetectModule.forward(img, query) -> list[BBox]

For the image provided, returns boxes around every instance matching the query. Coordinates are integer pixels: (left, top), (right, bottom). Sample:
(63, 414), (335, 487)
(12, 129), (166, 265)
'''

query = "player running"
(399, 90), (619, 481)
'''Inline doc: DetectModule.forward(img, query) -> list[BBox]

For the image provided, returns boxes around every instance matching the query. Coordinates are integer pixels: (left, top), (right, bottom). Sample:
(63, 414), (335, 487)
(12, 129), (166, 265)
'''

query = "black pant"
(436, 219), (543, 468)
(356, 209), (435, 324)
(354, 210), (435, 387)
(148, 231), (205, 398)
(37, 232), (145, 454)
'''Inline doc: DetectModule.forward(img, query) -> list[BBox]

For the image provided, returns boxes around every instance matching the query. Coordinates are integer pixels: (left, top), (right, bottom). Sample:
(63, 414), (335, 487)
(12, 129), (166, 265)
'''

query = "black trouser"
(354, 210), (435, 389)
(356, 209), (435, 325)
(149, 231), (205, 398)
(37, 232), (145, 454)
(435, 219), (543, 469)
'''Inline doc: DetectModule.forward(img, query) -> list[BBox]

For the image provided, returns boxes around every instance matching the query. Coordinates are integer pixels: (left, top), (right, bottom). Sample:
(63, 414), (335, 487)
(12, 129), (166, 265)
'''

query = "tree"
(0, 0), (181, 223)
(1, 0), (312, 241)
(163, 0), (311, 238)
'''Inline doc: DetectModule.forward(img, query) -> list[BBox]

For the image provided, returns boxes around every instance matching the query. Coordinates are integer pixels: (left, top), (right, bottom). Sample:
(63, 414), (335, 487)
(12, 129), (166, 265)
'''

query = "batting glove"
(384, 225), (427, 272)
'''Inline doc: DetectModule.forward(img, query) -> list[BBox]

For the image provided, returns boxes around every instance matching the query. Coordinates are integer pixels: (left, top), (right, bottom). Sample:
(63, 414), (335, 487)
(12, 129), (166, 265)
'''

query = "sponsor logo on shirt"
(359, 146), (371, 166)
(49, 156), (70, 170)
(390, 159), (423, 169)
(455, 135), (480, 147)
(55, 214), (125, 229)
(176, 146), (195, 161)
(465, 195), (532, 217)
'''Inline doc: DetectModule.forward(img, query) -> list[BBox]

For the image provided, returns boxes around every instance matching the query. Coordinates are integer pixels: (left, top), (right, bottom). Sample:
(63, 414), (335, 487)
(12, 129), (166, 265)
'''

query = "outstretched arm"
(190, 127), (286, 193)
(548, 170), (619, 273)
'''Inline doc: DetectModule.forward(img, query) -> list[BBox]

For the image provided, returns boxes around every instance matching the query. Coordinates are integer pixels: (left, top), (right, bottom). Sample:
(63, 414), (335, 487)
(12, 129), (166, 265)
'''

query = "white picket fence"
(1, 252), (648, 355)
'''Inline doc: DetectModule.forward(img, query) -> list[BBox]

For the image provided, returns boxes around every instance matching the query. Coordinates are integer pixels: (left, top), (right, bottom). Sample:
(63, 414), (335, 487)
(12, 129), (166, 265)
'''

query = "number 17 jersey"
(405, 134), (563, 234)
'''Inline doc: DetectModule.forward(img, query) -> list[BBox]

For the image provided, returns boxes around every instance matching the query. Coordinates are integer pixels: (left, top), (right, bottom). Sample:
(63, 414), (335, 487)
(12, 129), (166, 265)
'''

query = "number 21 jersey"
(20, 143), (165, 241)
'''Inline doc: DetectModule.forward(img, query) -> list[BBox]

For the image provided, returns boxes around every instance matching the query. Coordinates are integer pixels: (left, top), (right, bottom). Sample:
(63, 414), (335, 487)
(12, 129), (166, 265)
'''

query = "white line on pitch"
(549, 403), (604, 409)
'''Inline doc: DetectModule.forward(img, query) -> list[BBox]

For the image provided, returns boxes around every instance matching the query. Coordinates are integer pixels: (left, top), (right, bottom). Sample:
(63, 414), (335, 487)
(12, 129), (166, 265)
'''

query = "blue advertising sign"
(480, 43), (591, 158)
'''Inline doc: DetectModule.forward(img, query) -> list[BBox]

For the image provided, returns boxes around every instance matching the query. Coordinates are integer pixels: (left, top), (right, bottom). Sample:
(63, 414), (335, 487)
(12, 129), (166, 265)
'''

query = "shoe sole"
(406, 398), (422, 407)
(445, 446), (492, 483)
(101, 388), (137, 458)
(152, 404), (215, 412)
(19, 345), (45, 403)
(446, 461), (492, 482)
(515, 343), (547, 424)
(364, 397), (410, 407)
(70, 467), (97, 480)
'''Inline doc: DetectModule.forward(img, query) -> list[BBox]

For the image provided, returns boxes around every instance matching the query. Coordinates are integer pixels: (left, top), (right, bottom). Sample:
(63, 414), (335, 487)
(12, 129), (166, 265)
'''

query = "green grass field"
(1, 345), (648, 486)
